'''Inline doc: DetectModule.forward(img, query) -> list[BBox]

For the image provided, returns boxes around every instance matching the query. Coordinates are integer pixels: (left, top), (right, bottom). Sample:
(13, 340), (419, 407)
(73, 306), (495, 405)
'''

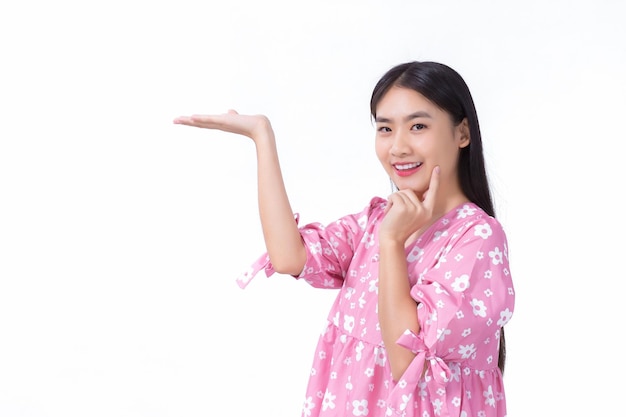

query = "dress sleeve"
(236, 197), (385, 290)
(409, 215), (515, 361)
(385, 214), (515, 416)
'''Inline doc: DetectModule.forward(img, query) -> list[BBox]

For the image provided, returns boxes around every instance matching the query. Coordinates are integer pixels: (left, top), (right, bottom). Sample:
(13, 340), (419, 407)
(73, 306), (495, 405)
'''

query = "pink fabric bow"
(386, 329), (452, 416)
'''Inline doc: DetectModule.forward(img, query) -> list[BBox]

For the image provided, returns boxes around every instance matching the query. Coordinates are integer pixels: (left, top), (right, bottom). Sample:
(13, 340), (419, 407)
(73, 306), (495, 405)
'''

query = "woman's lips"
(393, 162), (422, 177)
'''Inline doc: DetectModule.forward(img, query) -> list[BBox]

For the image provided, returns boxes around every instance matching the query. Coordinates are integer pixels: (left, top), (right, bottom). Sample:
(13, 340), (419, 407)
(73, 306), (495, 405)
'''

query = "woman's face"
(374, 86), (469, 198)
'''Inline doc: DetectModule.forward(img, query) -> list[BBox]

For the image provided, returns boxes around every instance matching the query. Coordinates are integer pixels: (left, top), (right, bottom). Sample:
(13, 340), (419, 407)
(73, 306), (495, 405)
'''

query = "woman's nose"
(390, 132), (411, 156)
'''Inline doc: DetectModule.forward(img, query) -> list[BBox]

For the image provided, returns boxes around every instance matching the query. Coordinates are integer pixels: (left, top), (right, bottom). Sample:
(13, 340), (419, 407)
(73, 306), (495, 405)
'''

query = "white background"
(1, 1), (624, 416)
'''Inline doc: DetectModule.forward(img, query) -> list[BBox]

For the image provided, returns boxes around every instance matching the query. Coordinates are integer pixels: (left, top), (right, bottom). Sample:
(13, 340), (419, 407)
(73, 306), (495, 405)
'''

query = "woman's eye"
(377, 126), (391, 132)
(412, 124), (426, 130)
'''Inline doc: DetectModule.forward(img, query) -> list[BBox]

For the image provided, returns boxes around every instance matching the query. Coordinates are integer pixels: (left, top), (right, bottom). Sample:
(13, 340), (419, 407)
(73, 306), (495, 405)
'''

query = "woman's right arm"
(174, 110), (307, 275)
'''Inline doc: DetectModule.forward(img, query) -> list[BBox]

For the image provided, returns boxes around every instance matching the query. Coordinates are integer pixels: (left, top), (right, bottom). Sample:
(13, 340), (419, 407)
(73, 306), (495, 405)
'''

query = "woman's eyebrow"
(375, 111), (432, 124)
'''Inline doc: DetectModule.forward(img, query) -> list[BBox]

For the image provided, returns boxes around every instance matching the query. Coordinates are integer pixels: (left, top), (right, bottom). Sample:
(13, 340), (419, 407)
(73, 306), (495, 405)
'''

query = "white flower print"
(483, 270), (492, 279)
(483, 385), (496, 407)
(399, 394), (412, 411)
(302, 396), (315, 417)
(484, 288), (493, 297)
(308, 241), (322, 254)
(362, 232), (375, 249)
(359, 292), (367, 308)
(437, 327), (451, 342)
(418, 380), (428, 398)
(454, 253), (464, 262)
(470, 298), (487, 317)
(357, 214), (367, 230)
(368, 279), (378, 294)
(346, 376), (353, 390)
(451, 274), (470, 292)
(488, 247), (503, 265)
(452, 396), (461, 407)
(433, 282), (449, 295)
(318, 351), (326, 360)
(352, 399), (369, 416)
(374, 346), (386, 367)
(377, 399), (386, 408)
(497, 308), (513, 326)
(330, 371), (337, 379)
(322, 389), (336, 411)
(344, 314), (355, 333)
(429, 309), (438, 324)
(407, 245), (424, 262)
(365, 367), (374, 377)
(474, 223), (492, 239)
(238, 267), (254, 285)
(345, 287), (356, 299)
(433, 398), (444, 415)
(461, 328), (472, 337)
(457, 204), (477, 218)
(450, 363), (461, 382)
(356, 341), (364, 361)
(458, 344), (477, 359)
(433, 230), (448, 241)
(476, 251), (484, 260)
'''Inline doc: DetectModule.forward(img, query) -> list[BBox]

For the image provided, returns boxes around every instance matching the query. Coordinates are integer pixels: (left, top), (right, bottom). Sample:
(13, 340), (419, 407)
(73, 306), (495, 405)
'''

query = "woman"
(174, 61), (515, 417)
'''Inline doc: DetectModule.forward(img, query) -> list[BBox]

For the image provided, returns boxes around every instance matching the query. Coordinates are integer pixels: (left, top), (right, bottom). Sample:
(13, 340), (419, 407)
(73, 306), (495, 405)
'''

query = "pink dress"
(237, 197), (515, 417)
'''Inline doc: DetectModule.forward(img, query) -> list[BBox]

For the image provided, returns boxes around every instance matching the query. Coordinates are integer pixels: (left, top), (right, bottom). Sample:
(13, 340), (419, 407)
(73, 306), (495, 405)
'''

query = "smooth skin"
(174, 86), (470, 382)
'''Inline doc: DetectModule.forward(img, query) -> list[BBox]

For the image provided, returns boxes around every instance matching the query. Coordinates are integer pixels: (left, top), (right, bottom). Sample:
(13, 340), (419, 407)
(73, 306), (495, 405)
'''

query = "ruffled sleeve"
(236, 197), (387, 290)
(386, 206), (515, 416)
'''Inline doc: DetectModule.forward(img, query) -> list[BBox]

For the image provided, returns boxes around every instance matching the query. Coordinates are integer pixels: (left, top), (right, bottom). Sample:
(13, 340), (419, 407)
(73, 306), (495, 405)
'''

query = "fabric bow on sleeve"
(235, 214), (301, 289)
(236, 253), (275, 289)
(386, 329), (452, 417)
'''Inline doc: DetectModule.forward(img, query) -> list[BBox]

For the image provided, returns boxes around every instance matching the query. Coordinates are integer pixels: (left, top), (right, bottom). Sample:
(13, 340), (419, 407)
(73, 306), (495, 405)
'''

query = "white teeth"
(395, 162), (421, 170)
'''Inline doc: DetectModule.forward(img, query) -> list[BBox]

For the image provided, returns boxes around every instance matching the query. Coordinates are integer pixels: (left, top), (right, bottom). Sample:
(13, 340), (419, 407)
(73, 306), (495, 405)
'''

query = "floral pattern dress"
(237, 197), (515, 417)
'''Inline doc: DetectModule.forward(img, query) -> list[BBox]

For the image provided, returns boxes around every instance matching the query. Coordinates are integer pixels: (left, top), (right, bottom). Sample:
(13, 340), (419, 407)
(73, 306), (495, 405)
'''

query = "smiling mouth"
(394, 162), (422, 170)
(393, 162), (422, 177)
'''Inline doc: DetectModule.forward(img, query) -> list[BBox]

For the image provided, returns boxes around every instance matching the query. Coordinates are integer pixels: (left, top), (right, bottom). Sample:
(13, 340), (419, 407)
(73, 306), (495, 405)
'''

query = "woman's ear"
(458, 118), (471, 149)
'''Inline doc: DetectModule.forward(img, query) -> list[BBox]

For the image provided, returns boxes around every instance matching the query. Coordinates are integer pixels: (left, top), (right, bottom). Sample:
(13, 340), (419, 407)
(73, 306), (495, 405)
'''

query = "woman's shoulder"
(448, 202), (508, 241)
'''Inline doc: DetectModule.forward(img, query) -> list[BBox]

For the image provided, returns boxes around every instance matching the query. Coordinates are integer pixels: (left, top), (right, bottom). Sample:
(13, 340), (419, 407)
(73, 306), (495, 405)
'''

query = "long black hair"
(370, 61), (507, 374)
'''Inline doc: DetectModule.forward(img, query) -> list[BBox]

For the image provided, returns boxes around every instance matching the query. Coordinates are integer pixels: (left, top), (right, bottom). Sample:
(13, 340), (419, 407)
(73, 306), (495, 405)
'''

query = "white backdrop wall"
(1, 1), (624, 416)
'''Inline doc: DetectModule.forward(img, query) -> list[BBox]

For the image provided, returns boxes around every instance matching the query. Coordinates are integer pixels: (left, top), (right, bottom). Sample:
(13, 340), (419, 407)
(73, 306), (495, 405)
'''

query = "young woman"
(174, 61), (515, 417)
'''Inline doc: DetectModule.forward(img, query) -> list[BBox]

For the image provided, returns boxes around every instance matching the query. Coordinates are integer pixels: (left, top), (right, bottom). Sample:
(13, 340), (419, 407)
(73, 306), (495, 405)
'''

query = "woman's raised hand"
(173, 110), (272, 142)
(379, 166), (440, 245)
